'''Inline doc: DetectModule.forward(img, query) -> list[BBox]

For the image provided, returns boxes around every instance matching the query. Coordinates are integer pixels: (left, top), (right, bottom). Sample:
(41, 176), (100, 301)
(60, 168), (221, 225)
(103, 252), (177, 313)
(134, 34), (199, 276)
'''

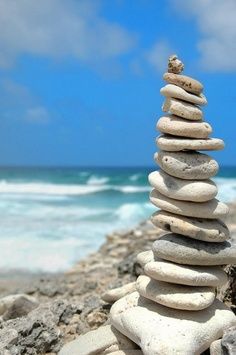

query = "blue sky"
(0, 0), (235, 167)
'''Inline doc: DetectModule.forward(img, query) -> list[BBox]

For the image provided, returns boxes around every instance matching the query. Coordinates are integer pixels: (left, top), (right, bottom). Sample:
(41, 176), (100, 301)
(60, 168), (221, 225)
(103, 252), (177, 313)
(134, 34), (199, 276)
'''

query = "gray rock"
(163, 72), (203, 94)
(150, 190), (229, 219)
(155, 151), (219, 180)
(136, 275), (215, 311)
(151, 211), (229, 242)
(221, 326), (236, 354)
(153, 233), (236, 266)
(157, 135), (224, 152)
(160, 84), (207, 105)
(157, 115), (212, 138)
(2, 295), (39, 321)
(148, 170), (217, 202)
(162, 97), (203, 120)
(110, 292), (236, 355)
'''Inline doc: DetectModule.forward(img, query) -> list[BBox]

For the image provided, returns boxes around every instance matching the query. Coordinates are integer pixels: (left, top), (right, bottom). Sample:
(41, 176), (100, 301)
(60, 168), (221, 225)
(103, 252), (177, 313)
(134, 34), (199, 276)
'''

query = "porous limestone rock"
(150, 190), (229, 219)
(136, 275), (215, 311)
(157, 135), (224, 152)
(151, 211), (229, 242)
(163, 72), (203, 94)
(136, 250), (154, 267)
(167, 54), (184, 74)
(155, 151), (219, 180)
(157, 115), (212, 138)
(161, 84), (207, 105)
(110, 292), (236, 355)
(148, 170), (217, 202)
(152, 234), (236, 266)
(162, 98), (203, 120)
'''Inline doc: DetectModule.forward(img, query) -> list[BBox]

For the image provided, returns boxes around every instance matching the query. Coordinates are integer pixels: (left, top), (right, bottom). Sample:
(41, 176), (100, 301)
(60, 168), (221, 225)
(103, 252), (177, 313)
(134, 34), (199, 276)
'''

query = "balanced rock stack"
(110, 56), (236, 354)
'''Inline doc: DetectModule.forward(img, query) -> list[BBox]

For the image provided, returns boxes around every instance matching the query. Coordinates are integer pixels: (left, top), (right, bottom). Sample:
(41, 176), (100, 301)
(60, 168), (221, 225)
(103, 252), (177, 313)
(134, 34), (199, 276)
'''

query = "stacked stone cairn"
(59, 56), (236, 355)
(109, 56), (236, 354)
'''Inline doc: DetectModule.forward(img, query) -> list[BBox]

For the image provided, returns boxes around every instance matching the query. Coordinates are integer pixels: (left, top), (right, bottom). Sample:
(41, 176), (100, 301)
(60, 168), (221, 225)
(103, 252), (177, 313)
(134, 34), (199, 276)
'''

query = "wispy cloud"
(0, 0), (136, 69)
(146, 40), (174, 73)
(171, 0), (236, 72)
(0, 79), (50, 124)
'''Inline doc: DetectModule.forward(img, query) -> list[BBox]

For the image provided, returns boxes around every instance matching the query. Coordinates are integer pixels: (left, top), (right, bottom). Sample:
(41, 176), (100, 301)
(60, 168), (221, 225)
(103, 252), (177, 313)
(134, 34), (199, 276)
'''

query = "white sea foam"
(87, 175), (109, 185)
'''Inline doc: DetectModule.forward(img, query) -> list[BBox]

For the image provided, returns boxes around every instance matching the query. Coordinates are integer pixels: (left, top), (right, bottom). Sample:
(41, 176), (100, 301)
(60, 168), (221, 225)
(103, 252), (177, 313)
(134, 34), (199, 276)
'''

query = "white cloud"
(146, 40), (175, 73)
(0, 79), (50, 124)
(0, 0), (136, 68)
(171, 0), (236, 71)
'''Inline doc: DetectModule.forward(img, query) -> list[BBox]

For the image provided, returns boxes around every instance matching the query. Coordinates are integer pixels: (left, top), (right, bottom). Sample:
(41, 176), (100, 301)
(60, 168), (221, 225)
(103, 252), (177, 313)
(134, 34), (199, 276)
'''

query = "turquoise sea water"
(0, 166), (236, 272)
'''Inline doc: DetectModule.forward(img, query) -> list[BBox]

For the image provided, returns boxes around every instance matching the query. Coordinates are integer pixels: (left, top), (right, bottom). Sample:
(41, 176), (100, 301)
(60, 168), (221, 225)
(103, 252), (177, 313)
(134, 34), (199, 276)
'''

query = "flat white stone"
(144, 259), (227, 287)
(151, 210), (229, 242)
(157, 135), (224, 152)
(102, 282), (137, 303)
(148, 170), (217, 202)
(163, 72), (203, 95)
(110, 292), (236, 355)
(162, 98), (203, 120)
(136, 275), (215, 310)
(157, 115), (212, 138)
(153, 233), (236, 266)
(58, 325), (138, 355)
(161, 84), (207, 105)
(155, 151), (219, 180)
(150, 190), (229, 219)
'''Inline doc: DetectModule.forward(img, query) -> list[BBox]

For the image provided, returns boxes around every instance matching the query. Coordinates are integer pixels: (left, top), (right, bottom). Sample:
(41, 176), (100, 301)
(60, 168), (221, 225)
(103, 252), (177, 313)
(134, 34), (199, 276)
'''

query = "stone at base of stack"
(109, 56), (236, 354)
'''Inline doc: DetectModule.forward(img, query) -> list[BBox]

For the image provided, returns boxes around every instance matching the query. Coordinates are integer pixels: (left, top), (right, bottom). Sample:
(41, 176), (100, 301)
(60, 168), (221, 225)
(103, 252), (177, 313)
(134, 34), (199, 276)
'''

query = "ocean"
(0, 166), (236, 273)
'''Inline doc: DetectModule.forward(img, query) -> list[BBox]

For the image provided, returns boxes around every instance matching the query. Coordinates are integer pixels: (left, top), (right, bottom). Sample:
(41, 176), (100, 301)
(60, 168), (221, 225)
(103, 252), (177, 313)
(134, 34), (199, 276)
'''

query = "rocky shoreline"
(0, 203), (236, 354)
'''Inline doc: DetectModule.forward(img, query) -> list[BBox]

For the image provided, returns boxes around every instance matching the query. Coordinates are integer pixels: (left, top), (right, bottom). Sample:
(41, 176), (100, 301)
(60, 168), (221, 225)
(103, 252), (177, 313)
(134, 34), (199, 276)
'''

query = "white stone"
(153, 234), (236, 266)
(157, 115), (212, 138)
(144, 259), (227, 287)
(102, 282), (137, 303)
(0, 294), (38, 316)
(136, 275), (215, 311)
(161, 84), (207, 105)
(162, 98), (203, 120)
(155, 151), (219, 180)
(148, 170), (217, 202)
(151, 210), (229, 242)
(157, 135), (224, 152)
(150, 190), (229, 219)
(110, 292), (236, 355)
(163, 72), (203, 95)
(136, 251), (154, 267)
(58, 325), (138, 355)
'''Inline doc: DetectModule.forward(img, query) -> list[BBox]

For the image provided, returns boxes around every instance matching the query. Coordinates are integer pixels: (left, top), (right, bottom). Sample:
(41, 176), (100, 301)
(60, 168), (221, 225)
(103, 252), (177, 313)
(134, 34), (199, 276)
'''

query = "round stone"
(151, 211), (230, 242)
(163, 72), (203, 95)
(110, 292), (236, 355)
(148, 170), (217, 202)
(162, 98), (203, 120)
(150, 190), (229, 219)
(155, 151), (219, 180)
(136, 275), (215, 311)
(161, 84), (207, 106)
(157, 115), (212, 138)
(102, 282), (136, 303)
(152, 233), (236, 266)
(157, 135), (224, 152)
(144, 260), (227, 287)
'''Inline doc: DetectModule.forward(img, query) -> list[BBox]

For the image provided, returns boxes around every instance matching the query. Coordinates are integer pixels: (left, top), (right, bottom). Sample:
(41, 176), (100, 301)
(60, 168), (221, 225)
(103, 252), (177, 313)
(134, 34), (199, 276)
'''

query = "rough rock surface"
(110, 292), (236, 355)
(157, 115), (212, 138)
(160, 84), (207, 105)
(163, 72), (203, 94)
(155, 151), (219, 180)
(149, 170), (217, 202)
(157, 135), (224, 152)
(162, 97), (203, 120)
(151, 210), (230, 242)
